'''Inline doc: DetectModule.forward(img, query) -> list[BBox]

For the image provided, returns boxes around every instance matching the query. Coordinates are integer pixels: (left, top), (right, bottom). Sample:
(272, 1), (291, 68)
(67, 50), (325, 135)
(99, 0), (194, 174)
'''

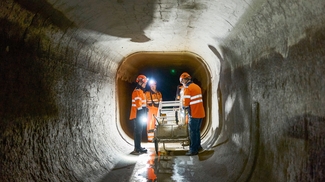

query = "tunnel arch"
(116, 51), (213, 146)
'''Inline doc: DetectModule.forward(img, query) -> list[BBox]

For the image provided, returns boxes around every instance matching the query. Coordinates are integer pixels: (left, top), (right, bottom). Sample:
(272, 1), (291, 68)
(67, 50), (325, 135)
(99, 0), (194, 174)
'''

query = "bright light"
(149, 79), (156, 86)
(141, 115), (147, 124)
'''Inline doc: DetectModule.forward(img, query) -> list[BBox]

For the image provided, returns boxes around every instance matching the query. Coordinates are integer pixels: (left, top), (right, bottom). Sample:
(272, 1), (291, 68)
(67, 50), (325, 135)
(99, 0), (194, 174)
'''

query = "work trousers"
(188, 117), (203, 153)
(133, 112), (144, 150)
(147, 106), (158, 142)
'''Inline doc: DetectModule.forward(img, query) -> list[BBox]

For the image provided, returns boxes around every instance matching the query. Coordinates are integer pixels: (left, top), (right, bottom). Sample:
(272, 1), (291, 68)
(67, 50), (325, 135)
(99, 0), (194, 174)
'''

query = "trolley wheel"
(154, 139), (159, 155)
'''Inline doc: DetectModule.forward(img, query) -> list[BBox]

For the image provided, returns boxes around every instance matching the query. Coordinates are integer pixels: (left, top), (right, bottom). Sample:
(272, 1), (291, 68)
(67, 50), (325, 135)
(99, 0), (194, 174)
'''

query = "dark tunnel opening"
(116, 52), (212, 143)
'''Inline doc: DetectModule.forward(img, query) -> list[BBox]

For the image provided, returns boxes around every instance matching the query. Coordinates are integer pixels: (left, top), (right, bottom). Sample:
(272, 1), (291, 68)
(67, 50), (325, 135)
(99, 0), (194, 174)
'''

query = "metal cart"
(153, 100), (189, 154)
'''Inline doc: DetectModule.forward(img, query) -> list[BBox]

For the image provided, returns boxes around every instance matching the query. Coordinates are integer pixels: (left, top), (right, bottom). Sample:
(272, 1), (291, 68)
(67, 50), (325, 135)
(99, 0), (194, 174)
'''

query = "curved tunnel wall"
(0, 1), (126, 181)
(1, 0), (325, 182)
(218, 1), (325, 181)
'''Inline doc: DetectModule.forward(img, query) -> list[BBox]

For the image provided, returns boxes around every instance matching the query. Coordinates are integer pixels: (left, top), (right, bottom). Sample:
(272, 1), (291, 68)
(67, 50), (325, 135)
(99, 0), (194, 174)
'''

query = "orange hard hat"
(136, 74), (147, 83)
(179, 72), (191, 83)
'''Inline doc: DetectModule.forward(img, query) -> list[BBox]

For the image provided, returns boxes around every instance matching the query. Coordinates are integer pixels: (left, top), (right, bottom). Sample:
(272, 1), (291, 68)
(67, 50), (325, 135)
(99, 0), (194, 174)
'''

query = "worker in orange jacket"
(130, 74), (148, 154)
(179, 72), (205, 156)
(145, 79), (162, 142)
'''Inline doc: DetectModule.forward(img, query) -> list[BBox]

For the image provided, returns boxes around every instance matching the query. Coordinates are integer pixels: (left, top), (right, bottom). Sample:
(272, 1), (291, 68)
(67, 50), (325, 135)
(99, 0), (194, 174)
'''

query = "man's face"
(180, 78), (187, 85)
(141, 81), (147, 88)
(150, 84), (156, 90)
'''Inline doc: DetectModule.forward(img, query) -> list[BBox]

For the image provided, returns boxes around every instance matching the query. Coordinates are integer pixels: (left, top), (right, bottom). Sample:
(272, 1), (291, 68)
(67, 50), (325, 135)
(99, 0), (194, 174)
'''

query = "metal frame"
(153, 100), (189, 154)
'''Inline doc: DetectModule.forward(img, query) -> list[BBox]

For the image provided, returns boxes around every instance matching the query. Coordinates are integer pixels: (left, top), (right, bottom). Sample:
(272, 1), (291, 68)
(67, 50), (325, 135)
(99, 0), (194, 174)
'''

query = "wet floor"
(99, 142), (216, 182)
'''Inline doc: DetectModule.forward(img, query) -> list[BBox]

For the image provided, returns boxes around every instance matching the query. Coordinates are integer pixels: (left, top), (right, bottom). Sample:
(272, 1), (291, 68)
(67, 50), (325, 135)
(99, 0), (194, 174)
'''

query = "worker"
(175, 84), (189, 125)
(175, 84), (183, 101)
(175, 83), (190, 148)
(179, 72), (205, 156)
(145, 79), (162, 142)
(129, 74), (148, 154)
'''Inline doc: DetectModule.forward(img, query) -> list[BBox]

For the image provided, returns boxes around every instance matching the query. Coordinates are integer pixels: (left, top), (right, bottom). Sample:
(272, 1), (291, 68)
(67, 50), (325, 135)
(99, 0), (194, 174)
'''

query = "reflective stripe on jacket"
(183, 83), (205, 118)
(129, 88), (146, 120)
(145, 90), (162, 108)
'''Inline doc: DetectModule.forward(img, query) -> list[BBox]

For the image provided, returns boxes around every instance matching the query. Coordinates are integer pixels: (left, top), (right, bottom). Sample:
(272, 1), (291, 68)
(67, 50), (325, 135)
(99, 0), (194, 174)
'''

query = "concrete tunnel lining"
(116, 51), (214, 145)
(2, 0), (325, 181)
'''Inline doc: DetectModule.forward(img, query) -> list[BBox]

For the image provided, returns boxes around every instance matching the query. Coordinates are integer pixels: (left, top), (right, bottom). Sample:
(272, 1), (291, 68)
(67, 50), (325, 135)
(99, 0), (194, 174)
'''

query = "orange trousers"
(147, 106), (158, 142)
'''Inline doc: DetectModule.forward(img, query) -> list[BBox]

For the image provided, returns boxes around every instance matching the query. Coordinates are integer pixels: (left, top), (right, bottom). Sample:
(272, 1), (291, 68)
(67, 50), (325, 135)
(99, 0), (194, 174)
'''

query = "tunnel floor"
(98, 143), (219, 182)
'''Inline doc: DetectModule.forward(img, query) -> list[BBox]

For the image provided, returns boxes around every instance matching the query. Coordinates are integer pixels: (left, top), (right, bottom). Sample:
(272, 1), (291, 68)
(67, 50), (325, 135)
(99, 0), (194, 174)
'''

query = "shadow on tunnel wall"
(78, 0), (156, 42)
(41, 0), (157, 43)
(13, 0), (154, 42)
(218, 45), (253, 141)
(0, 19), (58, 125)
(207, 43), (262, 181)
(13, 0), (75, 30)
(283, 29), (325, 182)
(286, 114), (325, 182)
(216, 25), (325, 181)
(206, 45), (225, 147)
(1, 2), (119, 180)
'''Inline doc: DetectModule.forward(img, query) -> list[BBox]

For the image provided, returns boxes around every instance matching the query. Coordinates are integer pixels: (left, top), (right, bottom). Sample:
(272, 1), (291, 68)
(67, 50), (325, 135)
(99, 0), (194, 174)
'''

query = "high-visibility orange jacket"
(183, 82), (205, 118)
(145, 90), (162, 108)
(145, 90), (162, 141)
(129, 87), (146, 120)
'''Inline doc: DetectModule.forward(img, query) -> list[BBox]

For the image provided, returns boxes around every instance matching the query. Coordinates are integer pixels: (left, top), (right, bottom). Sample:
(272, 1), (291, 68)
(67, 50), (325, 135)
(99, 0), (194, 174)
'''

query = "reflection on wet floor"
(99, 143), (215, 182)
(129, 143), (214, 182)
(131, 146), (190, 182)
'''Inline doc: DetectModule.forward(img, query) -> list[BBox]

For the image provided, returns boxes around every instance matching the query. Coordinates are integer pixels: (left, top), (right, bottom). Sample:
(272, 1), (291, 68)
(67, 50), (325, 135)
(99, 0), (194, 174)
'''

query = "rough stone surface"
(1, 1), (122, 181)
(1, 0), (325, 181)
(220, 1), (325, 181)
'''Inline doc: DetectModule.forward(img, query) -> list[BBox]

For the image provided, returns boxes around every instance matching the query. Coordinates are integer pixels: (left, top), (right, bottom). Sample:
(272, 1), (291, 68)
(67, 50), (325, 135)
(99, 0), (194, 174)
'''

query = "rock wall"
(0, 0), (123, 181)
(220, 0), (325, 181)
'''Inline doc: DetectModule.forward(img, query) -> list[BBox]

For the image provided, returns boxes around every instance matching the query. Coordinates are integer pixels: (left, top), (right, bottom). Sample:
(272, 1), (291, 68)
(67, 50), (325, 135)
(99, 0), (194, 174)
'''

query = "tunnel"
(1, 0), (325, 182)
(117, 52), (213, 144)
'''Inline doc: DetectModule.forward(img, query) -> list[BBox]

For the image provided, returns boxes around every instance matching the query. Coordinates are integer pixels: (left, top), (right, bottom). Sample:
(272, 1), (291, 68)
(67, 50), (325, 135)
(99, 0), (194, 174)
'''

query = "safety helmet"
(179, 72), (191, 83)
(136, 74), (147, 83)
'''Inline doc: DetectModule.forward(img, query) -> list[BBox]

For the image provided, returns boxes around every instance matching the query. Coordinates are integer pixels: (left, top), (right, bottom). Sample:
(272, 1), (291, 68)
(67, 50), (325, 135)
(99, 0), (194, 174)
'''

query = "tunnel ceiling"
(40, 0), (267, 86)
(42, 0), (264, 56)
(117, 52), (207, 83)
